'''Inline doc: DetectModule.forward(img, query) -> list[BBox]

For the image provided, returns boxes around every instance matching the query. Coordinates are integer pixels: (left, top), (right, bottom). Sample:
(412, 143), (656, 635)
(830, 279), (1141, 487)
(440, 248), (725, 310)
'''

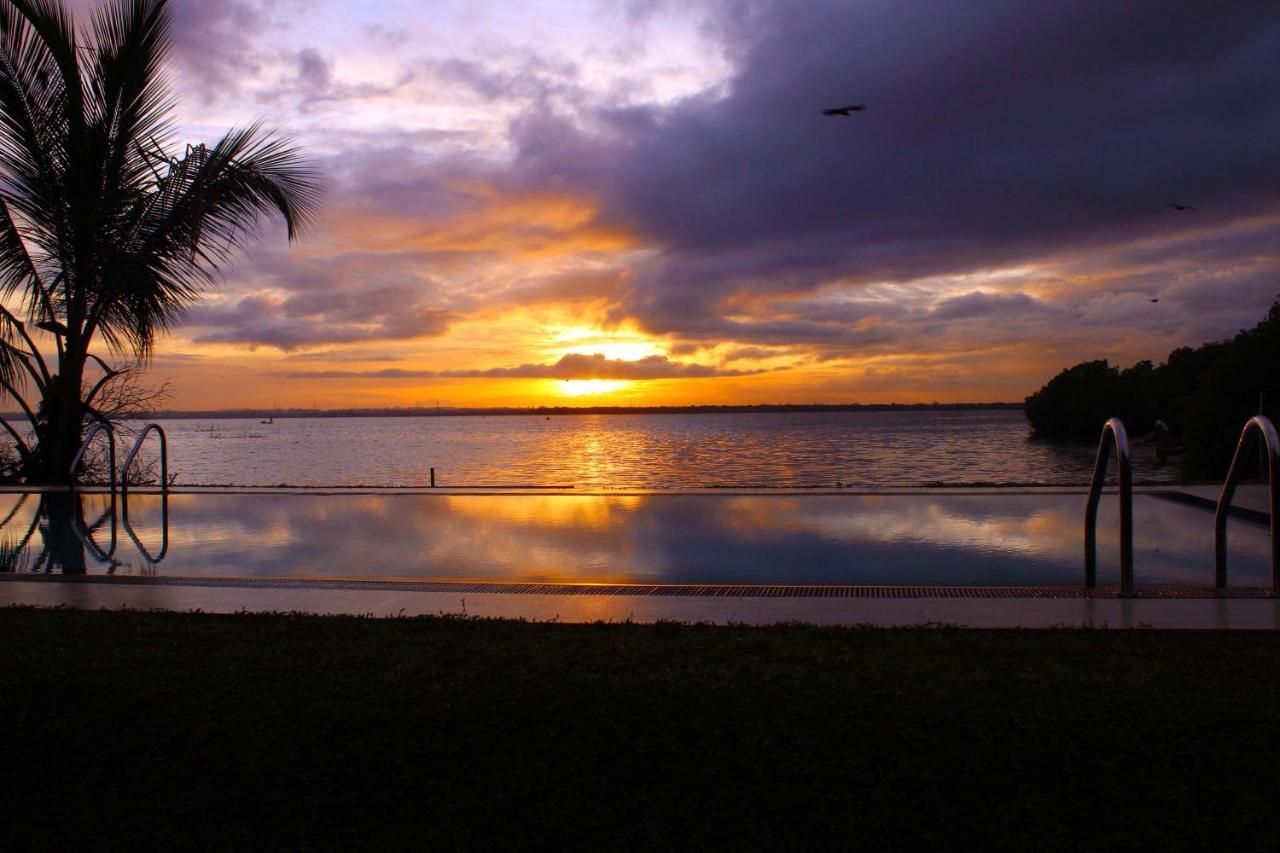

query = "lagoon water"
(134, 409), (1183, 488)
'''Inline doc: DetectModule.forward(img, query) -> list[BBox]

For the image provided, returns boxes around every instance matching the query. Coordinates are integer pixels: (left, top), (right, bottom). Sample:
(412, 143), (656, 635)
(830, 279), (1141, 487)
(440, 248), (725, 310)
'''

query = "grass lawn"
(2, 606), (1279, 851)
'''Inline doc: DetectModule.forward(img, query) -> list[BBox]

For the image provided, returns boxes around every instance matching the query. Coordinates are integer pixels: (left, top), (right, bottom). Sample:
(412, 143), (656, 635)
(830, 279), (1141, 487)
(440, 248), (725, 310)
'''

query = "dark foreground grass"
(3, 608), (1280, 852)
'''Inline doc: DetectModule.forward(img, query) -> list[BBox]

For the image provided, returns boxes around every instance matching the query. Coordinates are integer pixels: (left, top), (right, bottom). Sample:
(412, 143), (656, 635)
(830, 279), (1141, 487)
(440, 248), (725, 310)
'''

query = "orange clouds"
(325, 185), (633, 260)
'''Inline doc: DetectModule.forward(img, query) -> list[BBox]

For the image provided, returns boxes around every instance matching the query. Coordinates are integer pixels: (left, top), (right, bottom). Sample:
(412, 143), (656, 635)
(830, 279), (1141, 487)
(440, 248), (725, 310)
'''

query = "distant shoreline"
(117, 402), (1025, 420)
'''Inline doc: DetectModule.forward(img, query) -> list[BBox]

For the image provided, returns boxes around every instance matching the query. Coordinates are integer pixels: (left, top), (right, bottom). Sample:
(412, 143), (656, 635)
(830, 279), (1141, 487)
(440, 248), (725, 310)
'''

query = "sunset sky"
(77, 0), (1280, 409)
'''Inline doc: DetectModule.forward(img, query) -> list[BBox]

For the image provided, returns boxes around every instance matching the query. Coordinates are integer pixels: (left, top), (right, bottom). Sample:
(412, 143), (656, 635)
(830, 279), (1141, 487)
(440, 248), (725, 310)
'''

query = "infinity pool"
(0, 488), (1270, 588)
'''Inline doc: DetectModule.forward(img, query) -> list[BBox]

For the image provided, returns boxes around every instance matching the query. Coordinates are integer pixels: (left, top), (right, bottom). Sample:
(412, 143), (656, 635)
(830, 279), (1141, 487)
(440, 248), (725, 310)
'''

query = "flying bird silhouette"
(1165, 202), (1199, 211)
(822, 104), (866, 116)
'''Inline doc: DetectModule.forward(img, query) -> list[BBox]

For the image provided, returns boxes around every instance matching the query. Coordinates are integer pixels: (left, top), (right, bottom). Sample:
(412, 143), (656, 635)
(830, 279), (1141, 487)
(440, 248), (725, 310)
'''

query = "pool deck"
(4, 575), (1279, 629)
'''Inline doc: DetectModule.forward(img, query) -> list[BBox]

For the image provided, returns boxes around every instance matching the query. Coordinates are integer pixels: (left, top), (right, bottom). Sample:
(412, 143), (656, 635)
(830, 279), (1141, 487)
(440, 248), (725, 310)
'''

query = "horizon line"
(105, 401), (1025, 419)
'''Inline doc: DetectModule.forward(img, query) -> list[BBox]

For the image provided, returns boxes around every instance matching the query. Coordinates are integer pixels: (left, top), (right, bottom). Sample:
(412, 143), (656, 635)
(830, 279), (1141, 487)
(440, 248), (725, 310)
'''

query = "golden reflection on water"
(429, 495), (652, 582)
(442, 494), (643, 529)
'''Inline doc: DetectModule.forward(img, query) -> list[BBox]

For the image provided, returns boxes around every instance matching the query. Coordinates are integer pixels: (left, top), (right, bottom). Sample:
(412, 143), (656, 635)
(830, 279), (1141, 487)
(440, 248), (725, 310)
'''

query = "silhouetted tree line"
(1025, 301), (1280, 477)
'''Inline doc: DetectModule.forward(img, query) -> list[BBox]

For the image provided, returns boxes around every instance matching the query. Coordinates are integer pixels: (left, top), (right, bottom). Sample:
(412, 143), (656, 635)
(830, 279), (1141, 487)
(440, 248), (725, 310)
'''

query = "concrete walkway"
(4, 576), (1280, 629)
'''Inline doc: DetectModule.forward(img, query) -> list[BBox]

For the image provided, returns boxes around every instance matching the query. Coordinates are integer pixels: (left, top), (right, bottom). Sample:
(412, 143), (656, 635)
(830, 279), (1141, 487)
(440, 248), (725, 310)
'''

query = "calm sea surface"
(129, 409), (1184, 488)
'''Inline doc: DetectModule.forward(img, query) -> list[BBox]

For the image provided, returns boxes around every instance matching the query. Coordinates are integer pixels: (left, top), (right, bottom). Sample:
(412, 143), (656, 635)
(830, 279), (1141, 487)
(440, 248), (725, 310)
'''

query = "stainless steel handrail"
(1214, 415), (1280, 593)
(120, 422), (168, 499)
(119, 423), (169, 566)
(122, 489), (168, 567)
(72, 497), (117, 566)
(69, 420), (116, 492)
(1084, 417), (1134, 595)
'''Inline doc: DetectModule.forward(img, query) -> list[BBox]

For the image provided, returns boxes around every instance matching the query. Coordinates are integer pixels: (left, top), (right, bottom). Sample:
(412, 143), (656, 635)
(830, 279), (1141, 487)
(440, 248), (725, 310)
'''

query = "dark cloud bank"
(517, 0), (1280, 345)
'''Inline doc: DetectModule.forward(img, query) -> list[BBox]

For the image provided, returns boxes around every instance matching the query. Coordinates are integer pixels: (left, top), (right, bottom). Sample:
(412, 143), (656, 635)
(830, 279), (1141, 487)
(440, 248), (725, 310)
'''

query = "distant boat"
(260, 417), (274, 424)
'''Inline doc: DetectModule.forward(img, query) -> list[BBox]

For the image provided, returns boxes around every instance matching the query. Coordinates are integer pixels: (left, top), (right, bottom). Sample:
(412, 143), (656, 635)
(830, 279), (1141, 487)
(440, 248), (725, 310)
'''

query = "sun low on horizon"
(70, 0), (1280, 412)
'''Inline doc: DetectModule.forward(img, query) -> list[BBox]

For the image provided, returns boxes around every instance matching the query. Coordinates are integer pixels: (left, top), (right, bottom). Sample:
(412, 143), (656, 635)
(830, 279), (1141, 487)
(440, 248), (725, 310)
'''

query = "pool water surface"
(0, 489), (1269, 589)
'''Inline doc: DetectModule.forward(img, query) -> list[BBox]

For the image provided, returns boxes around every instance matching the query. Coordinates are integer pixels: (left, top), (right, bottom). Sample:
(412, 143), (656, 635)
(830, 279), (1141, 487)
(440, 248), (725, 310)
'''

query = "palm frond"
(0, 320), (26, 388)
(0, 1), (71, 247)
(85, 0), (175, 209)
(0, 297), (48, 386)
(6, 0), (83, 135)
(89, 124), (319, 357)
(188, 124), (321, 242)
(0, 192), (41, 298)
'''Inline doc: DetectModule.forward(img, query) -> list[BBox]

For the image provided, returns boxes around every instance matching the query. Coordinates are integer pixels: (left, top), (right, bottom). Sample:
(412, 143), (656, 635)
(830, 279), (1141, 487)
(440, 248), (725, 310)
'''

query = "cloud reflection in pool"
(0, 491), (1269, 587)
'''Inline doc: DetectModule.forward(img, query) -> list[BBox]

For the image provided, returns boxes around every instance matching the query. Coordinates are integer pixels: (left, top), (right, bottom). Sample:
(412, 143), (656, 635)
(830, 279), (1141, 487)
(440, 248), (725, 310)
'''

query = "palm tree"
(0, 0), (318, 483)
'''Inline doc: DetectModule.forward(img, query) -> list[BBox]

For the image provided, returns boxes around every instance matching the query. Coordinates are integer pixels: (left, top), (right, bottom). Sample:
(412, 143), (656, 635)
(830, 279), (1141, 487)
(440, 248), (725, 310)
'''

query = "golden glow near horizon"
(553, 326), (660, 363)
(146, 207), (1275, 411)
(558, 379), (632, 397)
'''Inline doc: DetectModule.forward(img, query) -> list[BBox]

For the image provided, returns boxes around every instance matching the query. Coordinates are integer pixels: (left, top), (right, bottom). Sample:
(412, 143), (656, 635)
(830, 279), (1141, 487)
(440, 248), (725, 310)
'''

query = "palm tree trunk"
(38, 492), (87, 574)
(41, 357), (86, 485)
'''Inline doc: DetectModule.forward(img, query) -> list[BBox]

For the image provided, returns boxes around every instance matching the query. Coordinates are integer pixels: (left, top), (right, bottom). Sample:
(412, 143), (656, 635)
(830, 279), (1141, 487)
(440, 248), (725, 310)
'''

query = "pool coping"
(0, 484), (1207, 496)
(4, 575), (1279, 629)
(1, 573), (1273, 600)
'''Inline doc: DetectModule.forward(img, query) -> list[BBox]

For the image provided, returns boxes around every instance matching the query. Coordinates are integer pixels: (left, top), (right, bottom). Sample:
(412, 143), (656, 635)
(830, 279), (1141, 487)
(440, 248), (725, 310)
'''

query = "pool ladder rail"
(1085, 414), (1280, 596)
(68, 421), (170, 569)
(69, 421), (168, 495)
(1084, 418), (1134, 595)
(120, 422), (169, 499)
(1215, 416), (1280, 593)
(69, 419), (117, 494)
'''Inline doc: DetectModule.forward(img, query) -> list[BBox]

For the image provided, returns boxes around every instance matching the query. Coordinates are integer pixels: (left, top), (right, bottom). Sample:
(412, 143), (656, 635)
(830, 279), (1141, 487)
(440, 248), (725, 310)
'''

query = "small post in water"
(430, 467), (435, 488)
